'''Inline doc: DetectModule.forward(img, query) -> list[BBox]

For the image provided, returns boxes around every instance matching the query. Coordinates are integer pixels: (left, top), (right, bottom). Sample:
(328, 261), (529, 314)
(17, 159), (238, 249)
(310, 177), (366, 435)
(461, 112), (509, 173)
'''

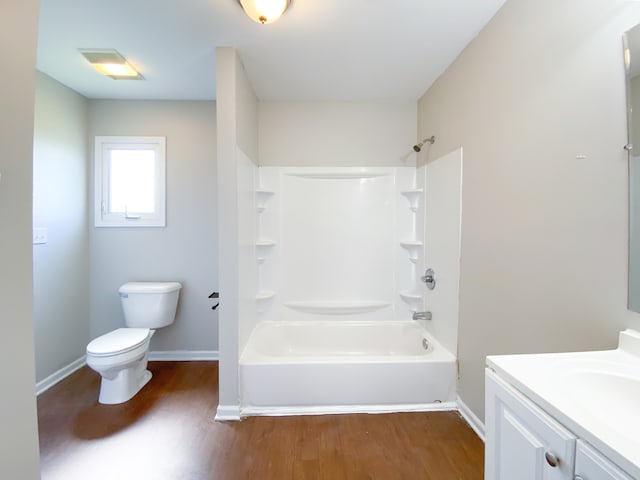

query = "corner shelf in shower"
(256, 290), (275, 300)
(400, 189), (423, 212)
(256, 290), (276, 312)
(399, 291), (422, 312)
(256, 189), (274, 213)
(400, 240), (423, 263)
(256, 240), (275, 263)
(283, 300), (389, 315)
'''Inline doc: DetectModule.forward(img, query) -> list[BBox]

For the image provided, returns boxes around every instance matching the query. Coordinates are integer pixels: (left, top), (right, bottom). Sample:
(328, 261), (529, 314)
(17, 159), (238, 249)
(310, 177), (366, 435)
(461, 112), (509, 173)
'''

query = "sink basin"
(562, 370), (640, 436)
(487, 329), (640, 479)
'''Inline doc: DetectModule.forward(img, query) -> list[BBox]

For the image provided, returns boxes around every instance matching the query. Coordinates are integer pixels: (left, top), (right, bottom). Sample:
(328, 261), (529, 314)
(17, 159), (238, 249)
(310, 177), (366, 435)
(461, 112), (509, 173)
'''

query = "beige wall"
(33, 72), (90, 382)
(89, 100), (218, 353)
(259, 102), (416, 166)
(418, 0), (640, 421)
(0, 0), (42, 477)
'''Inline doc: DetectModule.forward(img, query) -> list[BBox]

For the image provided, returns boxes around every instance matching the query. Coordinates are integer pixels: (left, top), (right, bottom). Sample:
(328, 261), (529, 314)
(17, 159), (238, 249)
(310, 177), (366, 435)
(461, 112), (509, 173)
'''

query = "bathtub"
(239, 320), (457, 415)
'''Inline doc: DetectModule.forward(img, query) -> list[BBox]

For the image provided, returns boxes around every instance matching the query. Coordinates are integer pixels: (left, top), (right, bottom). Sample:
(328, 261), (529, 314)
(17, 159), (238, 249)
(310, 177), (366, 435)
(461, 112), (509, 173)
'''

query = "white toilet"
(86, 281), (182, 404)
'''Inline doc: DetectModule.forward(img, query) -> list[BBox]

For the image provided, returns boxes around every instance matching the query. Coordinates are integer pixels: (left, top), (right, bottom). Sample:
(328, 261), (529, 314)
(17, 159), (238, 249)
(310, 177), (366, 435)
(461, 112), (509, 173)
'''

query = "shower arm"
(413, 135), (436, 153)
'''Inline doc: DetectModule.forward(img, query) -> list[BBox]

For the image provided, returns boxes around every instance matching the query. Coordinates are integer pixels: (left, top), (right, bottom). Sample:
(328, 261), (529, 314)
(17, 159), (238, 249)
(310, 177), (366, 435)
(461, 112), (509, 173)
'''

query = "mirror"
(626, 24), (640, 311)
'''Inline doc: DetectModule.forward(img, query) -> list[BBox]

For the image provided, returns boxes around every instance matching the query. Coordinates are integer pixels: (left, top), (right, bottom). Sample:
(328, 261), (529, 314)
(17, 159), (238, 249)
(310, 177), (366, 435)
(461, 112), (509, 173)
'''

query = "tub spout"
(412, 311), (432, 321)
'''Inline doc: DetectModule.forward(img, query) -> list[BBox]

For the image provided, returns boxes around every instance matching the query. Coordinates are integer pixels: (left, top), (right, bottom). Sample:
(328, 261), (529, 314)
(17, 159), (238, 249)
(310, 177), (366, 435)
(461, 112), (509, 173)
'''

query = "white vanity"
(485, 329), (640, 480)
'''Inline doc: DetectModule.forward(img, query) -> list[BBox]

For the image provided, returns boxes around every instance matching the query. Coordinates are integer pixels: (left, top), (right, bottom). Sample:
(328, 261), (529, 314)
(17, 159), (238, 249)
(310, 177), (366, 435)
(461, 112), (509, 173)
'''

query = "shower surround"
(239, 165), (459, 415)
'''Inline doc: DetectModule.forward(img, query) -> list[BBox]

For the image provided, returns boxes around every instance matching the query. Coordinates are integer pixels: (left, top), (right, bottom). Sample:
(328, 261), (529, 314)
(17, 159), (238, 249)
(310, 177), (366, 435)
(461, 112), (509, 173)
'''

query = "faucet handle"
(421, 268), (436, 290)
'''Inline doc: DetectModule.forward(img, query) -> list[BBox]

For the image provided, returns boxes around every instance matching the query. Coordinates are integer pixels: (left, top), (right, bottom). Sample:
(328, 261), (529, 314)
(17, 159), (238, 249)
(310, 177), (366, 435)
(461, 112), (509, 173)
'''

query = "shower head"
(412, 136), (435, 152)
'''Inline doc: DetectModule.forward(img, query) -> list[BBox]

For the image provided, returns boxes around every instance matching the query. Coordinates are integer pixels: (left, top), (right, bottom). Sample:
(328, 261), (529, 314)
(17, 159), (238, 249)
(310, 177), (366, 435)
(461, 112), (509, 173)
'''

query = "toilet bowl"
(86, 282), (181, 404)
(87, 328), (153, 404)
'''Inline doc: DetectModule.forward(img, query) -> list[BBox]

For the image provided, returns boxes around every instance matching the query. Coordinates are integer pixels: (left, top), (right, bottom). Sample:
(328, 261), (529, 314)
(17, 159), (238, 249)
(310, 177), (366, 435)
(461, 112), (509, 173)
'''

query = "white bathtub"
(240, 320), (457, 415)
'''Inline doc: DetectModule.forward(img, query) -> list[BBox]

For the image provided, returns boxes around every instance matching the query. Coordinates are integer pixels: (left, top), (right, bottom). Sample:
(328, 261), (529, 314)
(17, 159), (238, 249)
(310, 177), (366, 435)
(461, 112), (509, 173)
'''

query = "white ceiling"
(36, 0), (506, 102)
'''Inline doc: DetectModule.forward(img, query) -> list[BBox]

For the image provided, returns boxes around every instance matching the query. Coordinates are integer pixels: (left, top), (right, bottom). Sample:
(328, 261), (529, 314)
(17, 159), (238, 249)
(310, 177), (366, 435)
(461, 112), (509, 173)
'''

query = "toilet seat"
(87, 328), (151, 357)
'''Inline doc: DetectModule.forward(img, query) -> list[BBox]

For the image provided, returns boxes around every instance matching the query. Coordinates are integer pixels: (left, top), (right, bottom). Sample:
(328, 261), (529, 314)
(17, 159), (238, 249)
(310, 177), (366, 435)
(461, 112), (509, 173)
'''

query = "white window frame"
(94, 136), (166, 227)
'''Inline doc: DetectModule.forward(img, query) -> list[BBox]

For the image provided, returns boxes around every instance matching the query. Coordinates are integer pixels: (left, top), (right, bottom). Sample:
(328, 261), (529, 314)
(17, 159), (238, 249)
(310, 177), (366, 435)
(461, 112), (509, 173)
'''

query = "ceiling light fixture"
(79, 49), (143, 80)
(237, 0), (291, 25)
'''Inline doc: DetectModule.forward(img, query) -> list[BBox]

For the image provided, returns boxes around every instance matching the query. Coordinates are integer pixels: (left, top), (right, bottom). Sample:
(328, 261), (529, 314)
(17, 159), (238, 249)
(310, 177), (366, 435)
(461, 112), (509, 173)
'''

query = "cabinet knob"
(545, 451), (559, 468)
(574, 476), (584, 480)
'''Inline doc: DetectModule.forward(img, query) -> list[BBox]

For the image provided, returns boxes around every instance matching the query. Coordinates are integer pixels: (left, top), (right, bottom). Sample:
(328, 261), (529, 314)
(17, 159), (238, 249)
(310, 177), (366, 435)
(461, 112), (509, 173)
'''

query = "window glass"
(108, 149), (156, 214)
(94, 136), (166, 227)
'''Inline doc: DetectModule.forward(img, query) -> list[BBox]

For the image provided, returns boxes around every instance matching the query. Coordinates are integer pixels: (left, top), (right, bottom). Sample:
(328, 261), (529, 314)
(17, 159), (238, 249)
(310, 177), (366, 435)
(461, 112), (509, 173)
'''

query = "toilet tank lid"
(119, 282), (182, 294)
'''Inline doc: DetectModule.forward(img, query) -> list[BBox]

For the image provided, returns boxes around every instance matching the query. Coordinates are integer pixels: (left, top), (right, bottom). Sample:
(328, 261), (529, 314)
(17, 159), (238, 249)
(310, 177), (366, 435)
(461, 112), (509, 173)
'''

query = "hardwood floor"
(37, 362), (484, 480)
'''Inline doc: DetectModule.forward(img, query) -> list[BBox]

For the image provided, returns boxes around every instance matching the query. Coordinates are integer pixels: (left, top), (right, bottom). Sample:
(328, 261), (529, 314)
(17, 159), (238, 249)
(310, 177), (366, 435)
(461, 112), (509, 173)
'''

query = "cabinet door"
(574, 440), (633, 480)
(485, 369), (576, 480)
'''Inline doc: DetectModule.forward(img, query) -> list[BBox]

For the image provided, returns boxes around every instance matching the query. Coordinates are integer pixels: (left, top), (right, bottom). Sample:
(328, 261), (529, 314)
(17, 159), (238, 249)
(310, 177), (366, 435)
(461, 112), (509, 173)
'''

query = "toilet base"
(98, 361), (152, 405)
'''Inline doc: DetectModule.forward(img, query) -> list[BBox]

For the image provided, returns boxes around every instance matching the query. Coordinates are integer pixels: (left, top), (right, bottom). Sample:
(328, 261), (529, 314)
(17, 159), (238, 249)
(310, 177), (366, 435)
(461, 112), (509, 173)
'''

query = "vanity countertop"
(486, 329), (640, 478)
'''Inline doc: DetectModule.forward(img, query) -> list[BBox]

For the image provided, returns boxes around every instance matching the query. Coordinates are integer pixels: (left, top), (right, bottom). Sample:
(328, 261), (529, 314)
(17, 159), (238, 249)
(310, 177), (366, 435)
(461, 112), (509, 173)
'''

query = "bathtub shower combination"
(239, 165), (458, 415)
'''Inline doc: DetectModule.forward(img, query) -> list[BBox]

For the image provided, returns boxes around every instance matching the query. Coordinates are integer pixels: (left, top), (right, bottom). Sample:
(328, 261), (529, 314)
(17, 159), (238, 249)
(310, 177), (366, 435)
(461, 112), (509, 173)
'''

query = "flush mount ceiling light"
(79, 49), (143, 80)
(237, 0), (291, 24)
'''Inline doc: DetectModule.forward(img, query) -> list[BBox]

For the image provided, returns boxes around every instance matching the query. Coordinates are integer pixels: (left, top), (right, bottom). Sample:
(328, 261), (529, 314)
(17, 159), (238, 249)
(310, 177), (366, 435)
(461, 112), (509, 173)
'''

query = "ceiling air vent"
(79, 49), (143, 80)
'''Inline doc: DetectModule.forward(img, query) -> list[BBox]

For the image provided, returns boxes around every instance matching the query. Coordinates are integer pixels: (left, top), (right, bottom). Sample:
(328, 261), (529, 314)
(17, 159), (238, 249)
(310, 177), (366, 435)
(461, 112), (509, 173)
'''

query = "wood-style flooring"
(37, 362), (484, 480)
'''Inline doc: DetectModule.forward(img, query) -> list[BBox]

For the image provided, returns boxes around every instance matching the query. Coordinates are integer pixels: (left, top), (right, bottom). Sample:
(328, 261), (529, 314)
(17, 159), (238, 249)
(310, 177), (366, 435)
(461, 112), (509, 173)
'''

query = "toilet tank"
(119, 282), (182, 328)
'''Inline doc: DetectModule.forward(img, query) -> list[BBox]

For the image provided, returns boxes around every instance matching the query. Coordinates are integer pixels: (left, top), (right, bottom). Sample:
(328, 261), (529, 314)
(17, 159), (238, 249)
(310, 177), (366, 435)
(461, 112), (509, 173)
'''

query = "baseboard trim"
(36, 356), (86, 396)
(241, 401), (458, 418)
(215, 404), (241, 421)
(148, 350), (219, 361)
(457, 395), (485, 441)
(36, 350), (218, 396)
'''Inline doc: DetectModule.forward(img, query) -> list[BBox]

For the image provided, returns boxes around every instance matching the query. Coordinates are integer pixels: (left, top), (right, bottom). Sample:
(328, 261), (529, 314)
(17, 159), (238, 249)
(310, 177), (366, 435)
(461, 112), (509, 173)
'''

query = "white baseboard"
(457, 395), (485, 441)
(215, 404), (241, 421)
(36, 350), (218, 396)
(241, 401), (458, 418)
(36, 356), (86, 396)
(148, 350), (219, 361)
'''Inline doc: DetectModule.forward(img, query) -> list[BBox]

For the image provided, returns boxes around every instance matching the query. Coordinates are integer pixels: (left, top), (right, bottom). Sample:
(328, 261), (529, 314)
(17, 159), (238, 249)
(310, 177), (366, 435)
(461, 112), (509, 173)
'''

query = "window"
(94, 136), (166, 227)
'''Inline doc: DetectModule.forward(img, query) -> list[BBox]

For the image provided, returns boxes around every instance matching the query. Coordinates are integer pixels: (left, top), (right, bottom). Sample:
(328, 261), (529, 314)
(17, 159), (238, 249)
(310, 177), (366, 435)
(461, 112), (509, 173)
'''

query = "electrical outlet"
(33, 227), (48, 245)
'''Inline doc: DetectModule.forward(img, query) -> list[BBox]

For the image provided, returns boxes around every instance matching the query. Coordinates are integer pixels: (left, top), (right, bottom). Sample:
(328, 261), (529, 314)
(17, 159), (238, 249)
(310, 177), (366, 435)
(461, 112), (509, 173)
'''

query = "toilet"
(86, 281), (182, 404)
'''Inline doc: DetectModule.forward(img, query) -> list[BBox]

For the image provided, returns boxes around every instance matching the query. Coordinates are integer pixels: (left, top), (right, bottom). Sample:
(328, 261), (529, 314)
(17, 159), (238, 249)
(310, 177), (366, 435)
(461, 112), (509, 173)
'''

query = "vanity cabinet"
(486, 369), (634, 480)
(485, 370), (575, 480)
(575, 440), (634, 480)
